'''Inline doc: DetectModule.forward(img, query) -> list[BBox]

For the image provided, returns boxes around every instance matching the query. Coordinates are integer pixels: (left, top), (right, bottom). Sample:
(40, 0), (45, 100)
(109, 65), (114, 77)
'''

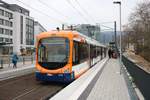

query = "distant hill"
(99, 31), (121, 44)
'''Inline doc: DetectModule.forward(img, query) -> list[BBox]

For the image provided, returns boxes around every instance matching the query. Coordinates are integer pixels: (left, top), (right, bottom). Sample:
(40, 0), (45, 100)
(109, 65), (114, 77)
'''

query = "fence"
(122, 56), (150, 100)
(0, 55), (35, 69)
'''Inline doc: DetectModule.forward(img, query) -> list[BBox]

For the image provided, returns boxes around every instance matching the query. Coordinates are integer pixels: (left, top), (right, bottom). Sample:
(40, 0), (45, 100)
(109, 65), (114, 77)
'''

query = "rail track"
(0, 73), (66, 100)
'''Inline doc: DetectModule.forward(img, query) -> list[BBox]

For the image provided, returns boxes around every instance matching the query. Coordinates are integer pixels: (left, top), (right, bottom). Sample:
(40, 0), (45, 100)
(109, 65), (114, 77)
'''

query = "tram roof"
(76, 32), (106, 47)
(37, 30), (106, 48)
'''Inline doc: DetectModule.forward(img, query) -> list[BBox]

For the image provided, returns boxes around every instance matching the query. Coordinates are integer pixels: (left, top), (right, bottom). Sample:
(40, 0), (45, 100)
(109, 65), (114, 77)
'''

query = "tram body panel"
(72, 61), (90, 79)
(35, 31), (107, 82)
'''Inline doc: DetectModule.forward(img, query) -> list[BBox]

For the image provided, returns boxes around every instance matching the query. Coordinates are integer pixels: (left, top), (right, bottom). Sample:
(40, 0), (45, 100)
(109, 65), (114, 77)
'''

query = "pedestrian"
(12, 53), (18, 68)
(111, 49), (114, 58)
(108, 48), (112, 58)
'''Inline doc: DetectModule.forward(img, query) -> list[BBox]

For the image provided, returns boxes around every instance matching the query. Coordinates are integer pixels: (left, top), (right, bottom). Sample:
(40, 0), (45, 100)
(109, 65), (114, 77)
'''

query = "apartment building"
(0, 4), (13, 54)
(0, 1), (34, 55)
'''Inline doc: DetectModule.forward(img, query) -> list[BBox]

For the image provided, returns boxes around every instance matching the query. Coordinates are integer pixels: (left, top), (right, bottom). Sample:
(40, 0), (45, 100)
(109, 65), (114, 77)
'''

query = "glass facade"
(0, 28), (4, 34)
(0, 37), (4, 42)
(5, 29), (13, 35)
(0, 9), (4, 16)
(5, 20), (12, 27)
(20, 16), (23, 44)
(0, 18), (12, 27)
(5, 11), (13, 18)
(0, 3), (35, 55)
(0, 28), (13, 36)
(0, 9), (12, 18)
(26, 18), (34, 45)
(0, 18), (4, 25)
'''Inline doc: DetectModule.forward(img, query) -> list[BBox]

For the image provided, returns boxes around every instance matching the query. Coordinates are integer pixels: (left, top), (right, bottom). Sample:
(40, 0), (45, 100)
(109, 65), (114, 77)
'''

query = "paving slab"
(87, 59), (130, 100)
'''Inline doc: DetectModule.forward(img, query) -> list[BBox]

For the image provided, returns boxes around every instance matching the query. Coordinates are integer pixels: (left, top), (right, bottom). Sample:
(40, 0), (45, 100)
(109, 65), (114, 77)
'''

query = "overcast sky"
(4, 0), (143, 31)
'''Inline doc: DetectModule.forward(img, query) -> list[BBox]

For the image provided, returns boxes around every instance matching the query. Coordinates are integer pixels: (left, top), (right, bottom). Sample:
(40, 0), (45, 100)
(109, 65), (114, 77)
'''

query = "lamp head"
(113, 1), (121, 4)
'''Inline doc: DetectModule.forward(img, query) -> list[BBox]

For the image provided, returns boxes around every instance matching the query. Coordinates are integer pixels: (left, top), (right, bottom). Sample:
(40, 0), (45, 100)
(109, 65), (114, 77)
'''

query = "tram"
(35, 30), (107, 82)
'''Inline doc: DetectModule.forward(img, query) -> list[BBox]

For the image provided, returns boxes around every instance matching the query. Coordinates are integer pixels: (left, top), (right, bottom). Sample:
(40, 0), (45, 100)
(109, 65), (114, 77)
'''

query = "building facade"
(75, 24), (101, 42)
(34, 21), (47, 45)
(0, 1), (34, 55)
(0, 5), (13, 55)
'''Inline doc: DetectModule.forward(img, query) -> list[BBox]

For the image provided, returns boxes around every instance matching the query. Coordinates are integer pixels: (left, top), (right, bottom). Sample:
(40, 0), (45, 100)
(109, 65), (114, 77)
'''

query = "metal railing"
(0, 55), (35, 69)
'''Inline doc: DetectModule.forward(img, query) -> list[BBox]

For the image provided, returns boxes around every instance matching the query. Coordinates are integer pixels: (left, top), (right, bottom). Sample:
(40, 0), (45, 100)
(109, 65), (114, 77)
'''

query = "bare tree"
(123, 0), (150, 61)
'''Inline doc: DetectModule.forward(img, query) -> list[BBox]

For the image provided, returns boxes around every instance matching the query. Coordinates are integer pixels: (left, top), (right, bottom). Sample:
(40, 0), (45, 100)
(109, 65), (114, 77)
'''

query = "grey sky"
(4, 0), (143, 31)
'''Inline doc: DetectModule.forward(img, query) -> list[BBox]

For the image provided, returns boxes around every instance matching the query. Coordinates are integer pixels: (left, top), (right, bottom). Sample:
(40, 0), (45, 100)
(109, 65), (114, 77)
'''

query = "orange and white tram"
(35, 30), (107, 82)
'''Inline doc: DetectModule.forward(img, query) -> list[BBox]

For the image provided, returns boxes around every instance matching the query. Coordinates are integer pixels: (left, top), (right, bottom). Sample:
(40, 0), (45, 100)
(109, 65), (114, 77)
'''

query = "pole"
(114, 21), (117, 47)
(62, 24), (64, 30)
(119, 3), (122, 74)
(119, 3), (122, 62)
(113, 1), (122, 74)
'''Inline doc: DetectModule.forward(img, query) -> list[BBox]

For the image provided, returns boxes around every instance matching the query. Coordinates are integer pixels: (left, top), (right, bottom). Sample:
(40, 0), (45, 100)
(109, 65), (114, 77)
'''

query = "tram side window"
(102, 47), (105, 58)
(38, 43), (47, 62)
(100, 47), (103, 59)
(73, 42), (89, 65)
(79, 43), (89, 63)
(93, 46), (96, 58)
(102, 48), (105, 58)
(73, 42), (79, 65)
(91, 45), (96, 58)
(104, 48), (106, 57)
(96, 47), (98, 57)
(97, 47), (100, 56)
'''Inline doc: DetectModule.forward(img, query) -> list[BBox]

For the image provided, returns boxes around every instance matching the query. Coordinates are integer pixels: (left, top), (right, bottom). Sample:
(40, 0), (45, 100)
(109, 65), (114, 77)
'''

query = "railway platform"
(87, 59), (131, 100)
(51, 58), (140, 100)
(0, 61), (35, 81)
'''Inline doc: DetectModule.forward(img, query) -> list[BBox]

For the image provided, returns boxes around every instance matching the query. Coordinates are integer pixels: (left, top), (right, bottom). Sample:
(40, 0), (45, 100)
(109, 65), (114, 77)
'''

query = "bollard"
(0, 59), (3, 69)
(23, 57), (25, 65)
(8, 57), (11, 68)
(31, 56), (33, 64)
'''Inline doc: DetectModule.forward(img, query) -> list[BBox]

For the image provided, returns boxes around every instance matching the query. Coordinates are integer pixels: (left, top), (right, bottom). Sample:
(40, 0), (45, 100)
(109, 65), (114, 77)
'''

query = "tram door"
(89, 44), (91, 67)
(90, 45), (94, 66)
(73, 41), (79, 65)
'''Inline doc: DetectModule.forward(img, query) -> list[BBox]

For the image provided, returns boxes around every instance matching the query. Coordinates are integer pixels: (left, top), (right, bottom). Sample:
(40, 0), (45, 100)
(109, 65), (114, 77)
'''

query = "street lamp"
(113, 1), (122, 73)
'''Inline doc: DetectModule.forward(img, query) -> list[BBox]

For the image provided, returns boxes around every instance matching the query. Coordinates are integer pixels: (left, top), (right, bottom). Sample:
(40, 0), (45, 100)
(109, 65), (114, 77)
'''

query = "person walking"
(108, 49), (112, 58)
(12, 53), (18, 68)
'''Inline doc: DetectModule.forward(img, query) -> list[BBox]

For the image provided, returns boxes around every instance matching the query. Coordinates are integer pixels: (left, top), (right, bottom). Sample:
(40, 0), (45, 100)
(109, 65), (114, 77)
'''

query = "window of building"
(4, 29), (13, 36)
(5, 29), (9, 35)
(0, 9), (4, 16)
(26, 18), (34, 45)
(20, 16), (23, 44)
(9, 13), (13, 18)
(5, 11), (9, 17)
(0, 37), (4, 42)
(0, 18), (4, 25)
(0, 28), (4, 34)
(10, 39), (13, 43)
(10, 22), (13, 27)
(25, 12), (29, 16)
(4, 20), (12, 27)
(5, 11), (12, 18)
(10, 30), (13, 35)
(5, 20), (9, 26)
(19, 9), (22, 13)
(5, 38), (9, 42)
